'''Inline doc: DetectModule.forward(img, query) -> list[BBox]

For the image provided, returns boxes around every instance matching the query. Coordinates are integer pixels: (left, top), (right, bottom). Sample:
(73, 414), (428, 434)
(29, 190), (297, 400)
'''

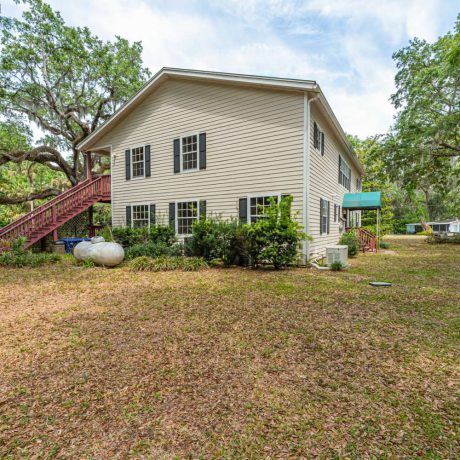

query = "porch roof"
(342, 191), (381, 210)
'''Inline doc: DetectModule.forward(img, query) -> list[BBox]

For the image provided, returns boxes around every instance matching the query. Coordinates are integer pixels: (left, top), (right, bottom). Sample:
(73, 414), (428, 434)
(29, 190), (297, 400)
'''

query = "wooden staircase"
(354, 227), (377, 252)
(0, 175), (111, 250)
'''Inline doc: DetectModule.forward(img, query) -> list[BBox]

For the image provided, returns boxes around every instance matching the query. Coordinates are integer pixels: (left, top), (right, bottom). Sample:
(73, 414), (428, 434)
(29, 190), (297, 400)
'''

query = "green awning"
(342, 192), (381, 210)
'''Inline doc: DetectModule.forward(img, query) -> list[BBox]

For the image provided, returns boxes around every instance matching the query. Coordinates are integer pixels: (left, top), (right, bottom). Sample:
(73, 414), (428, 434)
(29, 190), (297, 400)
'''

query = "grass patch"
(129, 255), (208, 272)
(0, 236), (458, 458)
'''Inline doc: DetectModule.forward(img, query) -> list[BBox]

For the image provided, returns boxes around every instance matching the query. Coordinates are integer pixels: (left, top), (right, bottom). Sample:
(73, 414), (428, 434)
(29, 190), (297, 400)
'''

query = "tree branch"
(0, 188), (62, 205)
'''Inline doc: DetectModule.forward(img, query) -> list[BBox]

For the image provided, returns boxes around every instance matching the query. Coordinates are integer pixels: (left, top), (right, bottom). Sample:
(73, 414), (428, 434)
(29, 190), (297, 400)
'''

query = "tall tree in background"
(0, 0), (150, 205)
(348, 135), (394, 235)
(382, 16), (459, 219)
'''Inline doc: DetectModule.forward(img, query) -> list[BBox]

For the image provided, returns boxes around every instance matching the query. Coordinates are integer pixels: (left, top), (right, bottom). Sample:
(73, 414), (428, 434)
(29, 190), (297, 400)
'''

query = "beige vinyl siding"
(308, 105), (361, 258)
(94, 79), (305, 229)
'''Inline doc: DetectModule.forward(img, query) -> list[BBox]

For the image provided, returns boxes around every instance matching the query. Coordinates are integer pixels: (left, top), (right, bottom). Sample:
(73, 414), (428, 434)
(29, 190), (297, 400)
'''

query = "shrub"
(129, 256), (208, 272)
(379, 241), (390, 249)
(0, 237), (61, 268)
(110, 225), (176, 248)
(339, 231), (359, 257)
(243, 196), (309, 269)
(427, 234), (460, 244)
(329, 261), (345, 271)
(125, 241), (183, 259)
(189, 218), (239, 265)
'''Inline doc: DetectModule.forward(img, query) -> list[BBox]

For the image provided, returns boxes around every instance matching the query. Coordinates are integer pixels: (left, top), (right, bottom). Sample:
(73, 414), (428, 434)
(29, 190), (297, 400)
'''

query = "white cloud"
(6, 0), (458, 137)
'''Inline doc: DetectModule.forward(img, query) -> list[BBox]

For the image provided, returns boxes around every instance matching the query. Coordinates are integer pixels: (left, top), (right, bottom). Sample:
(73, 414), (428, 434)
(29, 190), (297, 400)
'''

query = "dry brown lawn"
(0, 237), (459, 459)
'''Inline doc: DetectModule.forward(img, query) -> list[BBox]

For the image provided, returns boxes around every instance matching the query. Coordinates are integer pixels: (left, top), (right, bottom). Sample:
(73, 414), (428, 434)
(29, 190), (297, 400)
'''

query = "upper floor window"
(249, 194), (280, 223)
(173, 133), (206, 173)
(339, 155), (351, 191)
(313, 122), (325, 156)
(356, 177), (362, 191)
(182, 135), (198, 171)
(131, 146), (145, 178)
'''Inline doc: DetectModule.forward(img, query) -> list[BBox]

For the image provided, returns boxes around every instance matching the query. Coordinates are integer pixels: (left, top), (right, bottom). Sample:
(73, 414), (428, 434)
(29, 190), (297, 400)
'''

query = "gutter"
(303, 92), (320, 261)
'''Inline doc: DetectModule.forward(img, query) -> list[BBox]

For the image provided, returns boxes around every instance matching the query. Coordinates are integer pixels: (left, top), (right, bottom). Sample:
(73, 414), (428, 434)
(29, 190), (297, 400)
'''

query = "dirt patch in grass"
(0, 237), (459, 458)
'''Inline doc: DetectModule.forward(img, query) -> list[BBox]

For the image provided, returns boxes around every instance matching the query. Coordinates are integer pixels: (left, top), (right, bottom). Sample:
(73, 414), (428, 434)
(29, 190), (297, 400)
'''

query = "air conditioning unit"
(326, 245), (348, 267)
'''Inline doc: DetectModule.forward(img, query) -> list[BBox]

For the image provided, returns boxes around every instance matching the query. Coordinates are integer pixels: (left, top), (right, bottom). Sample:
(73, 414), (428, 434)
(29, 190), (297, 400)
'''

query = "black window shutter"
(150, 204), (156, 225)
(320, 198), (324, 235)
(125, 149), (131, 180)
(321, 132), (325, 156)
(199, 133), (206, 170)
(173, 138), (180, 173)
(199, 200), (206, 220)
(338, 156), (342, 183)
(313, 122), (318, 149)
(126, 206), (132, 227)
(327, 201), (330, 234)
(239, 198), (248, 224)
(169, 202), (175, 229)
(145, 145), (151, 177)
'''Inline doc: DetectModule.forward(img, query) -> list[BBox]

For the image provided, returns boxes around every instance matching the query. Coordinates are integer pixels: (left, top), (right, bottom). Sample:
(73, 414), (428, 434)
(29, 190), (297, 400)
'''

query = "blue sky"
(6, 0), (459, 137)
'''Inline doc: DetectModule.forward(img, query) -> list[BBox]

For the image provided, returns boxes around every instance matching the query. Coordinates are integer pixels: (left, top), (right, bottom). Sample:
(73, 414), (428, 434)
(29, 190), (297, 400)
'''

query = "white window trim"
(130, 144), (146, 180)
(179, 132), (200, 173)
(320, 196), (330, 235)
(130, 203), (151, 229)
(314, 121), (324, 153)
(175, 198), (200, 236)
(339, 155), (351, 190)
(247, 192), (281, 224)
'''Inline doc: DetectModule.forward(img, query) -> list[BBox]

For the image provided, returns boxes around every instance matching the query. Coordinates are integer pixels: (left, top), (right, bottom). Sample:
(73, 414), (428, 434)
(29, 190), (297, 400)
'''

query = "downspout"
(303, 91), (320, 262)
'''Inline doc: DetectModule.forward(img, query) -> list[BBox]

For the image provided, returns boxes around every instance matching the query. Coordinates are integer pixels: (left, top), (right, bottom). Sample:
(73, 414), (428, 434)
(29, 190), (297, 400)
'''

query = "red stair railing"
(346, 227), (377, 252)
(0, 175), (110, 247)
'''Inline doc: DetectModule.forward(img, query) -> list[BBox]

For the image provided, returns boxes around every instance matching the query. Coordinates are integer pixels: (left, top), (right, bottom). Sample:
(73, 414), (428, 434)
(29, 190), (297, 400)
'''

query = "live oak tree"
(0, 0), (150, 205)
(382, 16), (459, 192)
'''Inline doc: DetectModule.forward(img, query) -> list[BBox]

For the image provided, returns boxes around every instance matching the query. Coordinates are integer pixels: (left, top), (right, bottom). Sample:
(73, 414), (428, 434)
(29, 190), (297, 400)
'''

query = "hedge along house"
(77, 67), (364, 260)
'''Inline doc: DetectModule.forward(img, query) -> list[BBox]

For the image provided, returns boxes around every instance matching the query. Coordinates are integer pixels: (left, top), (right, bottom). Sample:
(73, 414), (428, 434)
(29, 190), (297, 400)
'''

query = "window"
(132, 204), (149, 228)
(334, 204), (341, 223)
(356, 177), (362, 191)
(131, 146), (145, 178)
(339, 156), (351, 190)
(177, 201), (198, 234)
(320, 198), (330, 235)
(181, 135), (198, 171)
(249, 195), (279, 223)
(313, 122), (325, 155)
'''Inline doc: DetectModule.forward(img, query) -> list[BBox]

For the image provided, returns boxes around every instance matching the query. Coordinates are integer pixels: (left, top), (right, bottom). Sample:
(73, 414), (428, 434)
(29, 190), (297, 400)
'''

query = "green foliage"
(379, 17), (460, 219)
(125, 242), (183, 260)
(379, 241), (391, 249)
(243, 196), (308, 269)
(189, 218), (239, 265)
(0, 237), (60, 267)
(0, 0), (150, 200)
(339, 231), (359, 257)
(329, 261), (345, 271)
(111, 225), (176, 248)
(129, 256), (208, 272)
(427, 234), (460, 244)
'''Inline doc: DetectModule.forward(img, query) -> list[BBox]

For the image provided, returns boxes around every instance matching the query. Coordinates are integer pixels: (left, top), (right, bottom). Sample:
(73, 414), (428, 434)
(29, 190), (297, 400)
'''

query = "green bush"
(243, 196), (308, 269)
(339, 231), (359, 257)
(329, 261), (345, 271)
(0, 237), (61, 267)
(427, 234), (460, 244)
(129, 256), (208, 272)
(110, 225), (176, 248)
(189, 218), (239, 265)
(125, 241), (184, 259)
(379, 241), (390, 249)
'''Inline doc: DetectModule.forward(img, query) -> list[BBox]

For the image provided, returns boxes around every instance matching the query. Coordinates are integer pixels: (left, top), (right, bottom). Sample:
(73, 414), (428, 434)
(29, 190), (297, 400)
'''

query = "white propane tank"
(86, 242), (125, 267)
(73, 241), (92, 261)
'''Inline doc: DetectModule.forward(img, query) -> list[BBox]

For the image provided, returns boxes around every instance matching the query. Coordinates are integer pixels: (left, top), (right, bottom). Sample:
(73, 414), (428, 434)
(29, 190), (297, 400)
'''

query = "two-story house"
(77, 67), (364, 260)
